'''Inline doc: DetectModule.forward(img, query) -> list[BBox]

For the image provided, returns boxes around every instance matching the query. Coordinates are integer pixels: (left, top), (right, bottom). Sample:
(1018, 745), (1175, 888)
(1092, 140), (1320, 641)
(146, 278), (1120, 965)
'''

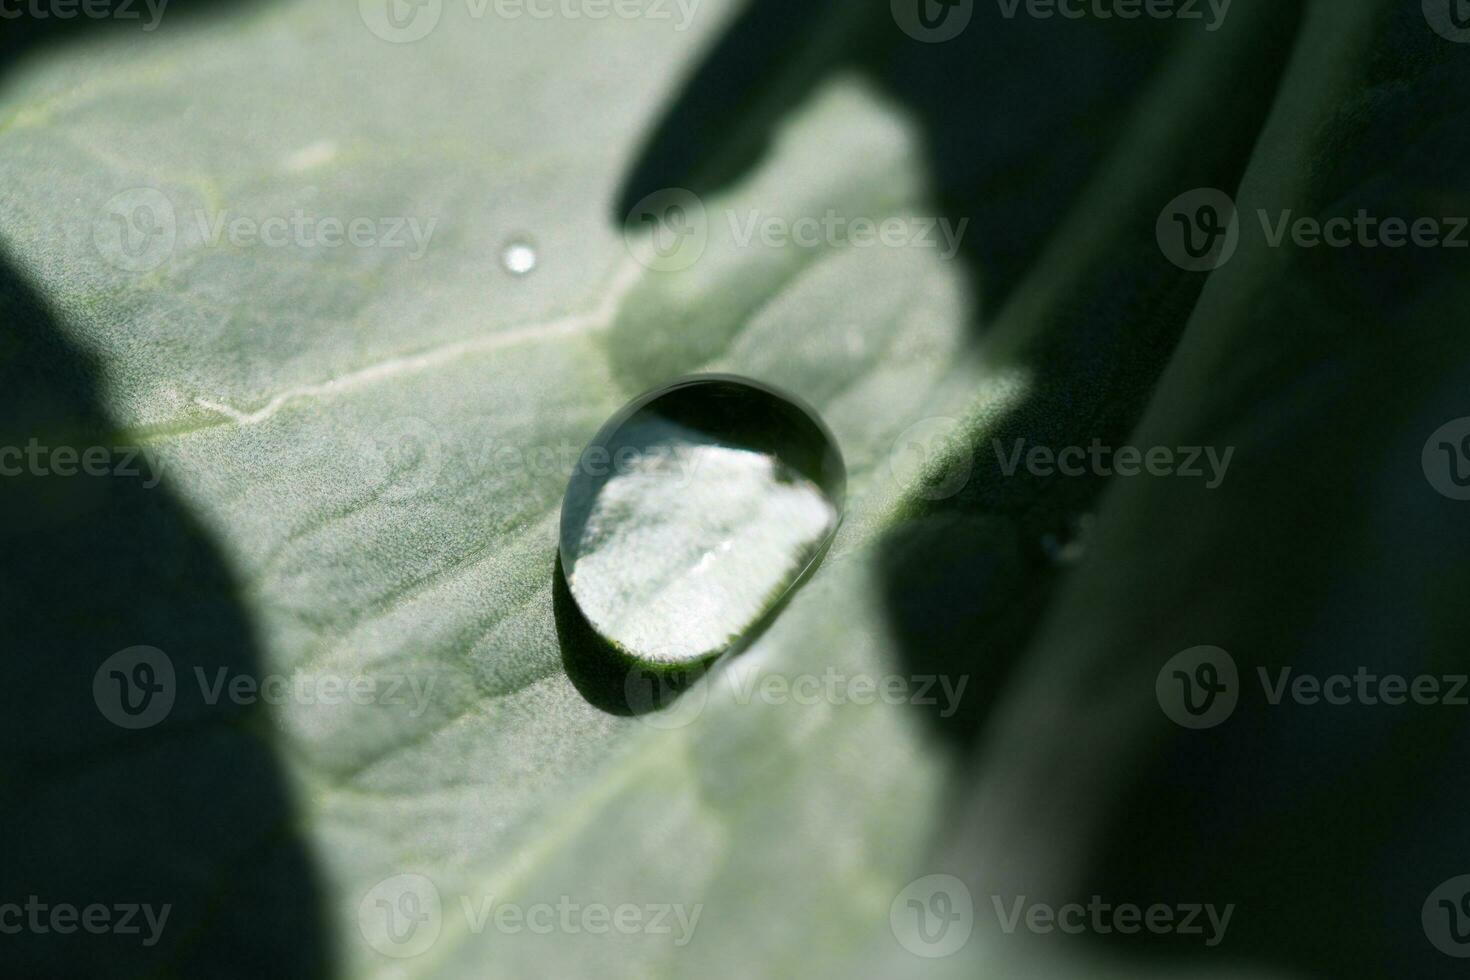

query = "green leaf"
(2, 0), (1465, 977)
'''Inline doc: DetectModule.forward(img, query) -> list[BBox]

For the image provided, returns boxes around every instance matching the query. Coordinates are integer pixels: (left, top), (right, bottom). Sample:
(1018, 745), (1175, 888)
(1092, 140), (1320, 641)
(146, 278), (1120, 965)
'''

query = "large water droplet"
(559, 376), (845, 667)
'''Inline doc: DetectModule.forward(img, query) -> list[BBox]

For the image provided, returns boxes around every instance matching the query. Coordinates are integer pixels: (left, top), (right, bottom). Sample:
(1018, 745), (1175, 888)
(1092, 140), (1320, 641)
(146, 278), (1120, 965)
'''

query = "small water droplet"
(500, 238), (537, 276)
(1041, 513), (1094, 566)
(559, 376), (846, 667)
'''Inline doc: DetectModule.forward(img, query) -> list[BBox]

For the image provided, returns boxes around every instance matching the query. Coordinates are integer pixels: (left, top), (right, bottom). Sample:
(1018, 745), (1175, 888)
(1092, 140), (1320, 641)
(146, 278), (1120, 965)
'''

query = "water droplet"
(559, 376), (846, 667)
(1041, 513), (1094, 566)
(500, 238), (537, 276)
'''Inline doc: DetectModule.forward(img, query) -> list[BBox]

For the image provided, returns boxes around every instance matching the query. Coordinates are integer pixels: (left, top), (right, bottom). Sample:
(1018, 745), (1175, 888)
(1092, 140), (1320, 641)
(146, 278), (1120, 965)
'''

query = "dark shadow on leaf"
(616, 0), (1182, 321)
(605, 5), (1470, 980)
(1064, 19), (1470, 977)
(613, 0), (1303, 755)
(0, 7), (327, 978)
(0, 0), (276, 66)
(0, 252), (332, 978)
